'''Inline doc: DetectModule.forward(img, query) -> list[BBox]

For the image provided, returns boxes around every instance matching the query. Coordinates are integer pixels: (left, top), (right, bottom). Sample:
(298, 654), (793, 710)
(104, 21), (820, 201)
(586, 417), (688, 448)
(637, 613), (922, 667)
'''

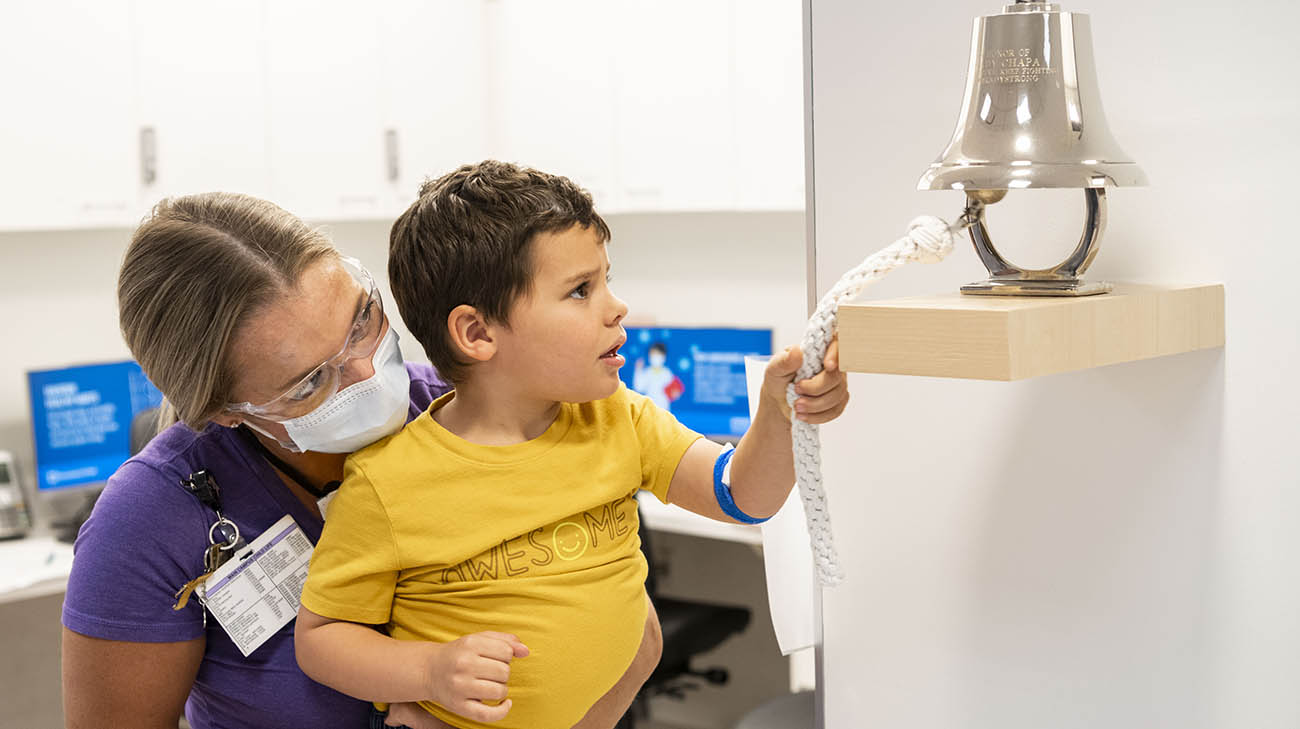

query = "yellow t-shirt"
(300, 385), (701, 729)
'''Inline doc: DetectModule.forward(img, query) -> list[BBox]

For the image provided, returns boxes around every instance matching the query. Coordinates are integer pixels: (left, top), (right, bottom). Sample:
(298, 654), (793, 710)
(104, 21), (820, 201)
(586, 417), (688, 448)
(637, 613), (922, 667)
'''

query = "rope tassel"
(790, 216), (958, 587)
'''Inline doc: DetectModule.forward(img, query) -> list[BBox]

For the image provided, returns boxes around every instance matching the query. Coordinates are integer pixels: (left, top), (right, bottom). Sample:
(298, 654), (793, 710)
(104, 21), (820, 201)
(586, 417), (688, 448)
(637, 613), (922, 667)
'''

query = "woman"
(59, 193), (662, 729)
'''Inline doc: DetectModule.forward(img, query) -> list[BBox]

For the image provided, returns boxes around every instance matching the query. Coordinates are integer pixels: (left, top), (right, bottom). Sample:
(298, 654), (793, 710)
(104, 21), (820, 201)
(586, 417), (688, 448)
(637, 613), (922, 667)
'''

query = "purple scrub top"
(62, 363), (448, 729)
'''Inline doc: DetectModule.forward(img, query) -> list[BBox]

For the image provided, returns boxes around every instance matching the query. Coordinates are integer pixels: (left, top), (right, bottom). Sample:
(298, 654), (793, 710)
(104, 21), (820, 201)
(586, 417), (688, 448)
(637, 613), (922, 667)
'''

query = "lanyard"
(236, 425), (341, 500)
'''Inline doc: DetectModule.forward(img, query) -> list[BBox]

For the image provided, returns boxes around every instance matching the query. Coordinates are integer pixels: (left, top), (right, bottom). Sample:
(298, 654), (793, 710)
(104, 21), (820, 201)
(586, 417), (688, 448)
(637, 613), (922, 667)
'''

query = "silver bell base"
(961, 278), (1113, 296)
(959, 188), (1111, 298)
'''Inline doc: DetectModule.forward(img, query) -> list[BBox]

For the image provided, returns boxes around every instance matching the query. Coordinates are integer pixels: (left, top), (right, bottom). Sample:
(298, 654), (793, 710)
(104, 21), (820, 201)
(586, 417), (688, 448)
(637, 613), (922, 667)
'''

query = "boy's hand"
(426, 632), (530, 723)
(761, 338), (850, 425)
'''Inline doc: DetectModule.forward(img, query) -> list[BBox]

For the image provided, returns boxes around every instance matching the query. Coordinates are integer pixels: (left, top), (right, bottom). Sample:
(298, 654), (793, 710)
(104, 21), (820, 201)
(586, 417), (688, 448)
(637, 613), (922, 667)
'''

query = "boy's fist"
(427, 631), (530, 723)
(761, 338), (850, 425)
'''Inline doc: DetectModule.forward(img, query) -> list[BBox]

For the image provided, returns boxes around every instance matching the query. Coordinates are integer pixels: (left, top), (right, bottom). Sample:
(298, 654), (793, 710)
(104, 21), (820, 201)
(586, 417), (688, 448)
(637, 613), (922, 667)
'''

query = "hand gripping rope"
(789, 205), (981, 587)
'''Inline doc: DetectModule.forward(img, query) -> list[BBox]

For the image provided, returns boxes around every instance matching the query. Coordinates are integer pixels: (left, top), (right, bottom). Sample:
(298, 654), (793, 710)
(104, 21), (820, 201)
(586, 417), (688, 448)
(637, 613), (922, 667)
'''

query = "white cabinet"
(732, 0), (806, 209)
(492, 0), (804, 213)
(264, 0), (390, 221)
(612, 1), (738, 211)
(611, 0), (805, 211)
(0, 0), (804, 232)
(0, 1), (139, 230)
(133, 0), (272, 207)
(265, 0), (494, 221)
(377, 0), (492, 212)
(137, 0), (492, 224)
(489, 0), (620, 208)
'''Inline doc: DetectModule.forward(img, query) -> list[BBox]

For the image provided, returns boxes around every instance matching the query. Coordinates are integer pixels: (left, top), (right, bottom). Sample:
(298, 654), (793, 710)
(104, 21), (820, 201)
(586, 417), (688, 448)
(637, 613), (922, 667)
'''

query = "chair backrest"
(129, 407), (162, 456)
(636, 504), (660, 597)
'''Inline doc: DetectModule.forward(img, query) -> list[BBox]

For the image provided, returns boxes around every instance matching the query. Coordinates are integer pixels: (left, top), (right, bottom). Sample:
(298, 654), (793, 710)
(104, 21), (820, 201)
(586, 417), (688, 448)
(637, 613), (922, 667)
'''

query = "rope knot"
(905, 216), (955, 264)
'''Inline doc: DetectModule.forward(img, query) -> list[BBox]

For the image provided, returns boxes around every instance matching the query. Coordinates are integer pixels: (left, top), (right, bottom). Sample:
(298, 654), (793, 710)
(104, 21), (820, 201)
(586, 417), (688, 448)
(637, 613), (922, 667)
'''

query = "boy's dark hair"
(388, 160), (611, 384)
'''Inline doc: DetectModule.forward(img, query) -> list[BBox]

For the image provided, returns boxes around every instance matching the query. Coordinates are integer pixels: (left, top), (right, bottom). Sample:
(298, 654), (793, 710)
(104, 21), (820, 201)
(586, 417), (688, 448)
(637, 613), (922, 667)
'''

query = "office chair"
(616, 506), (752, 728)
(129, 406), (162, 456)
(55, 407), (162, 543)
(733, 690), (814, 729)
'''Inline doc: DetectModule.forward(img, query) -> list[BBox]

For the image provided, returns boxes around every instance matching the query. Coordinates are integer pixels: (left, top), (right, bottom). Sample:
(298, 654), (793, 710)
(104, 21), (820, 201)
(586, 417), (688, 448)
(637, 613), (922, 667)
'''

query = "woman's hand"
(384, 702), (456, 728)
(425, 631), (530, 724)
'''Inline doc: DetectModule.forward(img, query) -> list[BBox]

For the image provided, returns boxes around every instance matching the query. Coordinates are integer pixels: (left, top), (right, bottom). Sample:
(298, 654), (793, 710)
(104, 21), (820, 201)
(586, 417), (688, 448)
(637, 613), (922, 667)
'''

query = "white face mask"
(247, 328), (411, 454)
(648, 351), (667, 367)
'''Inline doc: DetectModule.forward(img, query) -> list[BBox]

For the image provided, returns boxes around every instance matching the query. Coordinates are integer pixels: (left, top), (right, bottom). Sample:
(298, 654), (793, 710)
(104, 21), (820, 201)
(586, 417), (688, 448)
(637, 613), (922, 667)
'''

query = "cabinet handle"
(384, 129), (399, 183)
(139, 127), (158, 186)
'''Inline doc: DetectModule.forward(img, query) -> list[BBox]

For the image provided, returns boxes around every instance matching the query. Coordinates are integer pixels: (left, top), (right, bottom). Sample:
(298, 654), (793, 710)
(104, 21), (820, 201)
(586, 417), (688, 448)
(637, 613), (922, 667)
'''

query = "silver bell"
(919, 1), (1147, 296)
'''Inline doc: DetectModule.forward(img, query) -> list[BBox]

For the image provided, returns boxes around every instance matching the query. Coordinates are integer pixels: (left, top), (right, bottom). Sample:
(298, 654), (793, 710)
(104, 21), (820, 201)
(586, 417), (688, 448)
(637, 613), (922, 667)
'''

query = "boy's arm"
(666, 340), (848, 522)
(294, 606), (529, 724)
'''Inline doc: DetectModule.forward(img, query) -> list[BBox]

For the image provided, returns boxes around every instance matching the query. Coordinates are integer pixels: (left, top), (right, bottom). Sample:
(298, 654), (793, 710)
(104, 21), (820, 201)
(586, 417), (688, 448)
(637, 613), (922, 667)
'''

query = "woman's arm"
(570, 596), (663, 729)
(62, 628), (204, 729)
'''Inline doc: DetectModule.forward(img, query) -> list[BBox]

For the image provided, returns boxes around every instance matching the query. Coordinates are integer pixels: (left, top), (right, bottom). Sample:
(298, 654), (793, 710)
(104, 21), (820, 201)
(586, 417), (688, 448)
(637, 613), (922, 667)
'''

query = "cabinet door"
(732, 0), (805, 210)
(0, 1), (138, 230)
(264, 0), (388, 221)
(490, 0), (619, 208)
(612, 0), (737, 212)
(132, 0), (272, 207)
(378, 0), (491, 214)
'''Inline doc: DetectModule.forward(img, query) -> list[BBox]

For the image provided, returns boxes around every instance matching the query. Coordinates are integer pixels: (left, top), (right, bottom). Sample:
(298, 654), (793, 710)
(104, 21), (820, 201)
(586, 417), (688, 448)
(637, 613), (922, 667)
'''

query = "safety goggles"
(224, 256), (388, 422)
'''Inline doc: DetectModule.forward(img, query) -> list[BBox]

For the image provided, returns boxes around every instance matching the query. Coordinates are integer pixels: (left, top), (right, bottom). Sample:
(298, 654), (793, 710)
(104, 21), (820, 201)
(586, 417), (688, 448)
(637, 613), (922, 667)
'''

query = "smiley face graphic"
(553, 522), (590, 561)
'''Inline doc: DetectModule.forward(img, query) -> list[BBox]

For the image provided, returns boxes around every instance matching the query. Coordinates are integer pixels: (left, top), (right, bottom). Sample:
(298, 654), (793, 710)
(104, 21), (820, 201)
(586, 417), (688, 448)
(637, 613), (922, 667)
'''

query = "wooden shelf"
(837, 283), (1224, 381)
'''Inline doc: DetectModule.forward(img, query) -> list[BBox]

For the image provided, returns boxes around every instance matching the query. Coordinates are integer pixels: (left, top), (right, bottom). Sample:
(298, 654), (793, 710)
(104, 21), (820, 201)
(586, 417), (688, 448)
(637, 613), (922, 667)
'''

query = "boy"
(295, 161), (849, 729)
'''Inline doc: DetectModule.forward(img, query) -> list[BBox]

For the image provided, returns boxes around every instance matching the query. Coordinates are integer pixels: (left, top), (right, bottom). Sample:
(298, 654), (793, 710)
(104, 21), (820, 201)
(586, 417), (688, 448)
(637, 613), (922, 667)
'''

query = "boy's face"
(492, 223), (629, 403)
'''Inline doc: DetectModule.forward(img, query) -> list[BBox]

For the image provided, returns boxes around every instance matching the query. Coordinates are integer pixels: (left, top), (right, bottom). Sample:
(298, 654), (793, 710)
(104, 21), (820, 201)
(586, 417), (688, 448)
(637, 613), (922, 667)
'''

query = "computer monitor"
(620, 326), (773, 441)
(27, 360), (163, 493)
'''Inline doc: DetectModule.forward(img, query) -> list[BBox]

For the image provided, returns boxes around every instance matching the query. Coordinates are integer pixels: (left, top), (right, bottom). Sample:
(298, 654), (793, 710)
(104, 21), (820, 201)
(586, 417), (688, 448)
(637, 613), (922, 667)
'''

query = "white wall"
(0, 211), (806, 510)
(604, 211), (808, 346)
(807, 1), (1300, 727)
(0, 226), (136, 519)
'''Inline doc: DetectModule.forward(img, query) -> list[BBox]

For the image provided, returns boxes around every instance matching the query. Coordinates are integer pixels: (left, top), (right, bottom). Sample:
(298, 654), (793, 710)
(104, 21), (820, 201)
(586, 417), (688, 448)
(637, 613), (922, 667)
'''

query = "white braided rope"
(789, 216), (958, 587)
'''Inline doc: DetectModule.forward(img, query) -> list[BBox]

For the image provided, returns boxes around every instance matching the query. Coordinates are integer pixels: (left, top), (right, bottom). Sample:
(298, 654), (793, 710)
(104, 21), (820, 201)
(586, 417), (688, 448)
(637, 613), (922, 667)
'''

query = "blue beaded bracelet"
(713, 445), (770, 524)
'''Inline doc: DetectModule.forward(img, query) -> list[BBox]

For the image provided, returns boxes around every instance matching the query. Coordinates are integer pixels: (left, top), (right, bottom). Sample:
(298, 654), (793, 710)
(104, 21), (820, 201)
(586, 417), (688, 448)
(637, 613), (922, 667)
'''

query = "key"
(204, 541), (231, 573)
(174, 543), (235, 611)
(172, 570), (213, 611)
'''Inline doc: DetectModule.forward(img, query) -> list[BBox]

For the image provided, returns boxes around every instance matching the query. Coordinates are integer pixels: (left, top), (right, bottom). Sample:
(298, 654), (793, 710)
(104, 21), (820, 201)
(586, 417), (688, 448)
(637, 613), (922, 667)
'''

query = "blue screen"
(27, 360), (163, 491)
(619, 326), (772, 439)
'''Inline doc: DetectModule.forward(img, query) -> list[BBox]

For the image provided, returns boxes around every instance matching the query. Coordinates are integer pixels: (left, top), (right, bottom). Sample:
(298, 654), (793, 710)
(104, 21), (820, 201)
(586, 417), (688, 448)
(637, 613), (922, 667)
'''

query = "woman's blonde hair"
(118, 192), (339, 431)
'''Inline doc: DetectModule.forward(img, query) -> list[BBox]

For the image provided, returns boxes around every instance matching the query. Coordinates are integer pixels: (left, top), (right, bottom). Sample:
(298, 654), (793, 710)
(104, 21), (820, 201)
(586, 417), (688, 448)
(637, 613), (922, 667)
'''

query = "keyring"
(209, 518), (241, 551)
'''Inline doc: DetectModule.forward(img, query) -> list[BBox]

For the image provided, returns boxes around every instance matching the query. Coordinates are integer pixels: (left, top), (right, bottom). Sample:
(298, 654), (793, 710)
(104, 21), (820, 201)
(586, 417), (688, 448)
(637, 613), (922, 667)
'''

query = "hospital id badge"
(199, 514), (313, 657)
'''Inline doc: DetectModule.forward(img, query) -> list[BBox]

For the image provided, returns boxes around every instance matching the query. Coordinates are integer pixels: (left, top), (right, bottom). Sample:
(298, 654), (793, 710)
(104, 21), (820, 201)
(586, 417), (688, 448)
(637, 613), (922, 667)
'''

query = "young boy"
(295, 161), (849, 729)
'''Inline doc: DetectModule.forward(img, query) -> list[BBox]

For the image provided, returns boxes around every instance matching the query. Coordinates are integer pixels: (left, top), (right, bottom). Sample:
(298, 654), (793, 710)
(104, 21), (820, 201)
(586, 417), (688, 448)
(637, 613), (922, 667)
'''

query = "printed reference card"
(201, 514), (312, 657)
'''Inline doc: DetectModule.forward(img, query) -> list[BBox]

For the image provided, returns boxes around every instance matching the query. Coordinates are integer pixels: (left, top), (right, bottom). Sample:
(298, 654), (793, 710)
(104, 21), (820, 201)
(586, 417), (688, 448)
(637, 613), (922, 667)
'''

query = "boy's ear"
(447, 304), (498, 363)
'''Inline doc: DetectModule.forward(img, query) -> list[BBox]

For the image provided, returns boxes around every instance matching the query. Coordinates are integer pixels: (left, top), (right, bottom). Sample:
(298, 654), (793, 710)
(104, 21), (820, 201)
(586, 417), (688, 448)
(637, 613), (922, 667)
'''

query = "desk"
(635, 491), (763, 546)
(0, 531), (71, 729)
(0, 532), (73, 606)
